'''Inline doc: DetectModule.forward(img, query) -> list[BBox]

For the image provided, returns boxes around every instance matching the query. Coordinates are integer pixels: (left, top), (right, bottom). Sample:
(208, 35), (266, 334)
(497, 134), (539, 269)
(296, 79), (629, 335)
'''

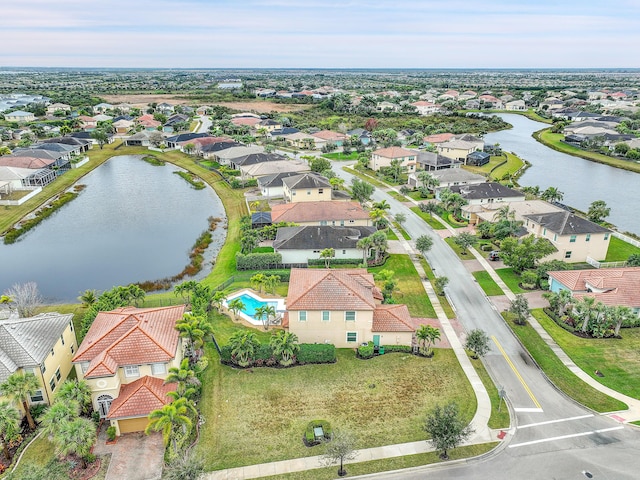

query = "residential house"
(199, 141), (242, 158)
(523, 211), (611, 263)
(346, 128), (373, 146)
(310, 130), (348, 148)
(70, 131), (115, 145)
(411, 101), (442, 115)
(93, 114), (113, 123)
(274, 226), (376, 264)
(548, 267), (640, 313)
(0, 165), (54, 191)
(228, 152), (287, 171)
(156, 103), (175, 115)
(376, 101), (400, 113)
(46, 103), (71, 115)
(239, 159), (310, 179)
(423, 133), (455, 145)
(182, 136), (235, 154)
(450, 182), (525, 224)
(478, 95), (504, 109)
(136, 114), (161, 131)
(5, 111), (36, 122)
(7, 148), (71, 172)
(165, 132), (210, 149)
(112, 119), (135, 134)
(271, 201), (371, 226)
(437, 139), (481, 163)
(213, 145), (264, 165)
(257, 119), (282, 133)
(72, 305), (186, 436)
(466, 151), (491, 166)
(416, 152), (461, 171)
(257, 171), (309, 198)
(162, 114), (190, 133)
(282, 172), (332, 203)
(92, 103), (113, 114)
(42, 136), (92, 152)
(369, 146), (417, 172)
(270, 127), (301, 139)
(124, 130), (155, 147)
(231, 116), (262, 128)
(282, 131), (321, 150)
(285, 269), (422, 348)
(505, 100), (526, 111)
(408, 168), (485, 189)
(78, 116), (98, 130)
(0, 313), (77, 415)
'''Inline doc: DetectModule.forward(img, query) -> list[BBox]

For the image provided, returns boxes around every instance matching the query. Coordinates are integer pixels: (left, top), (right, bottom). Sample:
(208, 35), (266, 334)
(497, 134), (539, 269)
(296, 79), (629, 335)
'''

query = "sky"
(2, 0), (640, 69)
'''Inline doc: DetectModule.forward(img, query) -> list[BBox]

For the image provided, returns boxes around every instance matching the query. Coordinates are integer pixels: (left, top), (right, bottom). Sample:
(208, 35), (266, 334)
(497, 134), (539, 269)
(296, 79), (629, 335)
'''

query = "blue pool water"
(235, 294), (279, 317)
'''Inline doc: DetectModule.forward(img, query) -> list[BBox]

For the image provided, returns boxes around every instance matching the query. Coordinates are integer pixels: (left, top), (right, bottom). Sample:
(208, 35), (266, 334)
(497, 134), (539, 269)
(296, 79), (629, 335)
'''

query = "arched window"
(97, 394), (113, 418)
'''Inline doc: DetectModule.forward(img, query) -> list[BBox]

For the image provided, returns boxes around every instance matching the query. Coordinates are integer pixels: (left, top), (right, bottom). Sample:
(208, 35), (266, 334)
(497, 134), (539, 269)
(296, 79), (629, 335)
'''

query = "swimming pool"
(223, 290), (286, 326)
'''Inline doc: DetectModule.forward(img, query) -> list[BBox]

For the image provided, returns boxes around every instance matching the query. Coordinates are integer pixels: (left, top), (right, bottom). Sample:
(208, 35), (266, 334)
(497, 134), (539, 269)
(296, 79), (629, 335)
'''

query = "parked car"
(488, 251), (500, 261)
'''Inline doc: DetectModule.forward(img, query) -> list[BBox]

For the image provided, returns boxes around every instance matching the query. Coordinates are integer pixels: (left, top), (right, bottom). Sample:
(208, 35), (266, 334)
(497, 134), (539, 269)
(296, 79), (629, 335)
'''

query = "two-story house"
(369, 147), (418, 172)
(270, 201), (372, 227)
(72, 305), (186, 436)
(0, 313), (77, 414)
(282, 172), (332, 203)
(285, 269), (422, 348)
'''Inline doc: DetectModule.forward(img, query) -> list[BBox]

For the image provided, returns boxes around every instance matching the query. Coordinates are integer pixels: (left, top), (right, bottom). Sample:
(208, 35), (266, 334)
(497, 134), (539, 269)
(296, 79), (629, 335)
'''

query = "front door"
(373, 335), (380, 347)
(97, 394), (113, 418)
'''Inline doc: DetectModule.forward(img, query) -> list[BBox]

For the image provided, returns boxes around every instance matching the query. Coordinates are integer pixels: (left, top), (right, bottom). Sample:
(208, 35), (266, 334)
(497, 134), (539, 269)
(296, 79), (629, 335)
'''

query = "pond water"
(0, 155), (226, 303)
(484, 114), (640, 235)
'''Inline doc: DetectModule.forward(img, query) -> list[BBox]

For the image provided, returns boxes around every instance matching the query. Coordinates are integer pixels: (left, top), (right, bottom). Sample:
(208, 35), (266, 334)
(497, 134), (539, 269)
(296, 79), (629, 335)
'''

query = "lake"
(0, 155), (226, 303)
(484, 114), (640, 235)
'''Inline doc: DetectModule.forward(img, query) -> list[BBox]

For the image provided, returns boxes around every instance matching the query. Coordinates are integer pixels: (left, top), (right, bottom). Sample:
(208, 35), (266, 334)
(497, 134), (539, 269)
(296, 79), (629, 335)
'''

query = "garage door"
(118, 417), (150, 434)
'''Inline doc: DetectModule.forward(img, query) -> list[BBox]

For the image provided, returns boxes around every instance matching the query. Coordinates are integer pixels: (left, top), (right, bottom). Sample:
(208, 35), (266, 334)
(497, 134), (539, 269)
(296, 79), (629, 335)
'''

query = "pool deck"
(223, 289), (286, 327)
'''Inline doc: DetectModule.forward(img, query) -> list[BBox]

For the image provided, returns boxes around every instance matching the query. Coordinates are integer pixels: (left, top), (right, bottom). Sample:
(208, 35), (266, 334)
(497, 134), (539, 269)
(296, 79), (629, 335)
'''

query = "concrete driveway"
(93, 425), (165, 480)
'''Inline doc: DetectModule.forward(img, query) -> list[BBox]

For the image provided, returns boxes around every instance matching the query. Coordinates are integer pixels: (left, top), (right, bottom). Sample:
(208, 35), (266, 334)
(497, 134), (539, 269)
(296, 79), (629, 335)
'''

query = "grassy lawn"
(410, 207), (446, 230)
(10, 434), (56, 477)
(197, 345), (475, 470)
(386, 228), (399, 240)
(407, 190), (432, 201)
(420, 258), (455, 319)
(535, 129), (640, 174)
(444, 237), (475, 260)
(259, 443), (498, 480)
(494, 268), (526, 294)
(605, 236), (640, 262)
(393, 221), (411, 240)
(322, 152), (359, 161)
(504, 312), (627, 412)
(468, 354), (510, 429)
(370, 254), (436, 318)
(492, 152), (524, 180)
(342, 166), (389, 189)
(472, 271), (504, 296)
(532, 308), (640, 400)
(387, 190), (409, 203)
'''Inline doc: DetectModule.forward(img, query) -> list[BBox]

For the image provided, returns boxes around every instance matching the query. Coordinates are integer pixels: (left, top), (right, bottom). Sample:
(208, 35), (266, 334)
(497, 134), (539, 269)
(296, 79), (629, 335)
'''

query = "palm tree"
(250, 273), (266, 293)
(417, 171), (439, 191)
(165, 359), (200, 400)
(372, 200), (391, 211)
(175, 314), (212, 361)
(54, 417), (96, 468)
(55, 380), (92, 415)
(611, 305), (635, 336)
(270, 330), (300, 366)
(228, 330), (259, 367)
(39, 400), (80, 440)
(77, 289), (98, 308)
(174, 281), (198, 304)
(319, 248), (335, 268)
(227, 298), (246, 320)
(369, 208), (387, 229)
(264, 275), (281, 294)
(357, 236), (373, 264)
(370, 231), (389, 262)
(0, 401), (20, 461)
(420, 201), (439, 218)
(0, 146), (12, 156)
(416, 325), (441, 357)
(573, 296), (598, 333)
(146, 397), (196, 454)
(492, 205), (515, 223)
(1, 372), (40, 430)
(541, 186), (564, 204)
(253, 306), (269, 331)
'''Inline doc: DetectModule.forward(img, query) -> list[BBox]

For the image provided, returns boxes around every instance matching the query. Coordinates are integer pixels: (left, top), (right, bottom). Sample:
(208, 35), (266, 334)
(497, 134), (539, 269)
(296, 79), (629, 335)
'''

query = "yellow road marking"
(492, 335), (542, 409)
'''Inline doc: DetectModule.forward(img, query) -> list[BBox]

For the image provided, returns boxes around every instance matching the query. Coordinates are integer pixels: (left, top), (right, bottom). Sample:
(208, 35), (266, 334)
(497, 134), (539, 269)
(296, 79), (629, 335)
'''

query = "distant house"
(346, 128), (373, 145)
(73, 306), (186, 436)
(523, 211), (611, 263)
(70, 131), (115, 146)
(416, 152), (461, 171)
(92, 103), (113, 114)
(124, 130), (154, 147)
(46, 103), (71, 115)
(505, 100), (526, 111)
(213, 145), (264, 165)
(273, 226), (376, 264)
(466, 151), (491, 166)
(0, 165), (54, 190)
(136, 114), (162, 131)
(199, 141), (242, 158)
(369, 146), (417, 172)
(282, 172), (332, 203)
(5, 111), (36, 122)
(408, 168), (485, 189)
(310, 130), (348, 148)
(411, 101), (442, 115)
(228, 152), (287, 171)
(239, 159), (310, 179)
(165, 132), (210, 149)
(0, 313), (77, 416)
(156, 103), (175, 114)
(282, 131), (320, 149)
(112, 119), (134, 134)
(437, 139), (480, 163)
(270, 201), (371, 227)
(447, 182), (524, 206)
(423, 133), (455, 145)
(257, 118), (282, 132)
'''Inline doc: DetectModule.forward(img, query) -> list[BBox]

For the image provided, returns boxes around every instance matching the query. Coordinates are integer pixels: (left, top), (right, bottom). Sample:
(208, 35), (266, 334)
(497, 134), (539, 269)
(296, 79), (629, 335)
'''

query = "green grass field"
(494, 268), (526, 294)
(605, 236), (640, 262)
(472, 271), (504, 296)
(410, 206), (447, 230)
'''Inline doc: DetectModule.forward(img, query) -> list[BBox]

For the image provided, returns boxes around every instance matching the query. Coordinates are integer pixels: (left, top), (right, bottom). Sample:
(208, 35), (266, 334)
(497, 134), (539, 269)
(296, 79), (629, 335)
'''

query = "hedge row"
(308, 258), (363, 267)
(231, 178), (258, 188)
(357, 343), (413, 359)
(220, 343), (336, 367)
(236, 252), (283, 269)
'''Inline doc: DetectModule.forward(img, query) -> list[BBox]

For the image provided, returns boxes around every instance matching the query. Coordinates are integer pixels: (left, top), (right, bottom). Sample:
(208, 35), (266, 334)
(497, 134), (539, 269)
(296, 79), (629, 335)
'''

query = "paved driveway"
(93, 425), (165, 480)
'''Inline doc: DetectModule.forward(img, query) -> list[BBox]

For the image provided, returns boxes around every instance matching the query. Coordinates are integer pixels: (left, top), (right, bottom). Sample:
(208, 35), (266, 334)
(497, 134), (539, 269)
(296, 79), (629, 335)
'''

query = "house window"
(318, 189), (324, 194)
(553, 234), (557, 242)
(70, 345), (75, 354)
(543, 228), (546, 236)
(320, 221), (327, 226)
(69, 321), (73, 331)
(151, 363), (166, 375)
(55, 368), (61, 381)
(124, 365), (140, 378)
(346, 332), (358, 343)
(345, 311), (356, 321)
(49, 378), (56, 391)
(80, 362), (89, 374)
(292, 191), (296, 196)
(51, 348), (55, 357)
(299, 311), (307, 322)
(322, 311), (330, 321)
(586, 234), (591, 242)
(40, 364), (46, 374)
(570, 235), (577, 243)
(24, 367), (35, 376)
(342, 249), (346, 254)
(565, 251), (572, 259)
(30, 390), (44, 403)
(307, 190), (311, 195)
(349, 220), (355, 223)
(60, 334), (65, 345)
(604, 233), (610, 240)
(340, 220), (344, 226)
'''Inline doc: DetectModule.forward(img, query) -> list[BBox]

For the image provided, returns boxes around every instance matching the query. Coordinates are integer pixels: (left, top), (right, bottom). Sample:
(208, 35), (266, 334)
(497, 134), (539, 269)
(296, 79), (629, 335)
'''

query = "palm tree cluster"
(175, 313), (214, 363)
(415, 325), (441, 357)
(227, 330), (300, 368)
(438, 188), (467, 220)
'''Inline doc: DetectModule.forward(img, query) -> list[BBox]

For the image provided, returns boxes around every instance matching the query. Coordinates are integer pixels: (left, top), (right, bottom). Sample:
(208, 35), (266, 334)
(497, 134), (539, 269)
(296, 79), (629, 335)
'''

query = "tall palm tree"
(357, 236), (373, 264)
(145, 397), (196, 454)
(1, 372), (40, 430)
(54, 417), (97, 468)
(0, 401), (20, 460)
(416, 325), (441, 357)
(39, 400), (79, 440)
(228, 331), (259, 367)
(165, 359), (200, 400)
(372, 200), (391, 211)
(370, 231), (389, 262)
(250, 273), (266, 293)
(77, 289), (98, 308)
(417, 171), (439, 191)
(264, 275), (281, 294)
(611, 305), (635, 336)
(541, 186), (564, 204)
(320, 248), (335, 268)
(369, 208), (387, 229)
(55, 380), (92, 415)
(227, 298), (246, 320)
(211, 290), (226, 312)
(492, 205), (515, 223)
(573, 296), (598, 333)
(270, 330), (300, 366)
(175, 314), (212, 361)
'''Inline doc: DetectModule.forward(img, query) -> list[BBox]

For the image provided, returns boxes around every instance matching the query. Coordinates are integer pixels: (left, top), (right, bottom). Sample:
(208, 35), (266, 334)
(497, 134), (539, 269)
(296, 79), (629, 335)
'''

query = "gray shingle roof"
(274, 226), (376, 250)
(450, 182), (523, 200)
(524, 211), (610, 235)
(282, 172), (331, 190)
(0, 312), (73, 383)
(257, 171), (304, 188)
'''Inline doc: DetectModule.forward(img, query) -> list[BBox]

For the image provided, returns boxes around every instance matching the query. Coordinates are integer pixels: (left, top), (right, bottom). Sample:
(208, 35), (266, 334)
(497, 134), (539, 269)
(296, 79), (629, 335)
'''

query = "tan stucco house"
(72, 305), (186, 436)
(369, 147), (418, 172)
(282, 172), (332, 203)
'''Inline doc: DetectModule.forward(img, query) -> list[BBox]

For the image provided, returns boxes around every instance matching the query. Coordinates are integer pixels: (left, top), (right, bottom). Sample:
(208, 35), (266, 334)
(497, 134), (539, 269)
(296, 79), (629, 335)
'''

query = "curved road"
(331, 162), (640, 479)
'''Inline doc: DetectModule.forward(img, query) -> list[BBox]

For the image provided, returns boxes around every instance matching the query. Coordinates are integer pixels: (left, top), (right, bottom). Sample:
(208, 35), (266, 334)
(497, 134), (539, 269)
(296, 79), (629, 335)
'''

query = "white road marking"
(508, 426), (624, 448)
(518, 414), (594, 429)
(513, 407), (544, 413)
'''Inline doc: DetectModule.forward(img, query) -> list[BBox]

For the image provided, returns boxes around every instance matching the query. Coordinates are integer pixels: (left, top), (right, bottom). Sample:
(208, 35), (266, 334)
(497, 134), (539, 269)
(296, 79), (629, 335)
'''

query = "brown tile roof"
(107, 376), (176, 419)
(271, 201), (369, 224)
(424, 133), (455, 144)
(311, 130), (348, 141)
(372, 304), (415, 332)
(548, 267), (640, 308)
(287, 268), (377, 311)
(232, 117), (261, 126)
(0, 156), (55, 169)
(73, 305), (185, 379)
(372, 146), (417, 159)
(188, 136), (233, 147)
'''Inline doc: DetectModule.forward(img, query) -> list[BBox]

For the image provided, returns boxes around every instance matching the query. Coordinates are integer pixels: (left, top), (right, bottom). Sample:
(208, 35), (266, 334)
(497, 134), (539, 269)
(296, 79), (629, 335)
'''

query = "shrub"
(357, 342), (375, 359)
(219, 345), (233, 363)
(298, 344), (336, 364)
(520, 270), (538, 289)
(382, 345), (412, 353)
(30, 403), (47, 420)
(84, 453), (97, 464)
(304, 420), (332, 446)
(308, 258), (362, 267)
(106, 426), (117, 441)
(235, 252), (283, 270)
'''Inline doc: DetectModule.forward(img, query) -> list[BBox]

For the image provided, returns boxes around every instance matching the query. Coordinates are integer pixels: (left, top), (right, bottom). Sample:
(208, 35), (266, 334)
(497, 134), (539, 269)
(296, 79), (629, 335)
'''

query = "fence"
(585, 257), (627, 269)
(613, 231), (640, 248)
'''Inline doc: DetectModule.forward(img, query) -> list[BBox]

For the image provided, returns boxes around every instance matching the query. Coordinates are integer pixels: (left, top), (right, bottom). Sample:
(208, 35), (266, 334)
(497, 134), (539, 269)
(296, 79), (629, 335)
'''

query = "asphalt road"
(331, 161), (640, 479)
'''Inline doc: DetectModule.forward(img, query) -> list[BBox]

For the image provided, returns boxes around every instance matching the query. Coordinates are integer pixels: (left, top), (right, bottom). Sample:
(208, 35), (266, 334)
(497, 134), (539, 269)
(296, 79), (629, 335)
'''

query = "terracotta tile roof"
(424, 133), (455, 144)
(188, 136), (233, 147)
(107, 376), (176, 419)
(0, 156), (55, 169)
(73, 305), (185, 379)
(270, 201), (369, 224)
(282, 311), (289, 328)
(287, 268), (377, 311)
(372, 146), (417, 158)
(311, 130), (348, 141)
(548, 267), (640, 308)
(372, 304), (415, 332)
(232, 117), (261, 126)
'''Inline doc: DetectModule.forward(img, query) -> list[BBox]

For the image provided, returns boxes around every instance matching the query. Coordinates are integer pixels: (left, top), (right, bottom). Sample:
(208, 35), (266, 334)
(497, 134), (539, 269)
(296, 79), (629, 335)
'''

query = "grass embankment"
(463, 152), (524, 182)
(173, 170), (205, 189)
(197, 341), (475, 470)
(444, 238), (475, 260)
(259, 443), (498, 480)
(504, 312), (627, 412)
(532, 308), (640, 401)
(534, 129), (640, 174)
(386, 228), (399, 240)
(410, 207), (446, 230)
(420, 258), (455, 319)
(469, 354), (510, 429)
(605, 236), (640, 262)
(494, 268), (526, 294)
(472, 271), (504, 296)
(393, 221), (411, 240)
